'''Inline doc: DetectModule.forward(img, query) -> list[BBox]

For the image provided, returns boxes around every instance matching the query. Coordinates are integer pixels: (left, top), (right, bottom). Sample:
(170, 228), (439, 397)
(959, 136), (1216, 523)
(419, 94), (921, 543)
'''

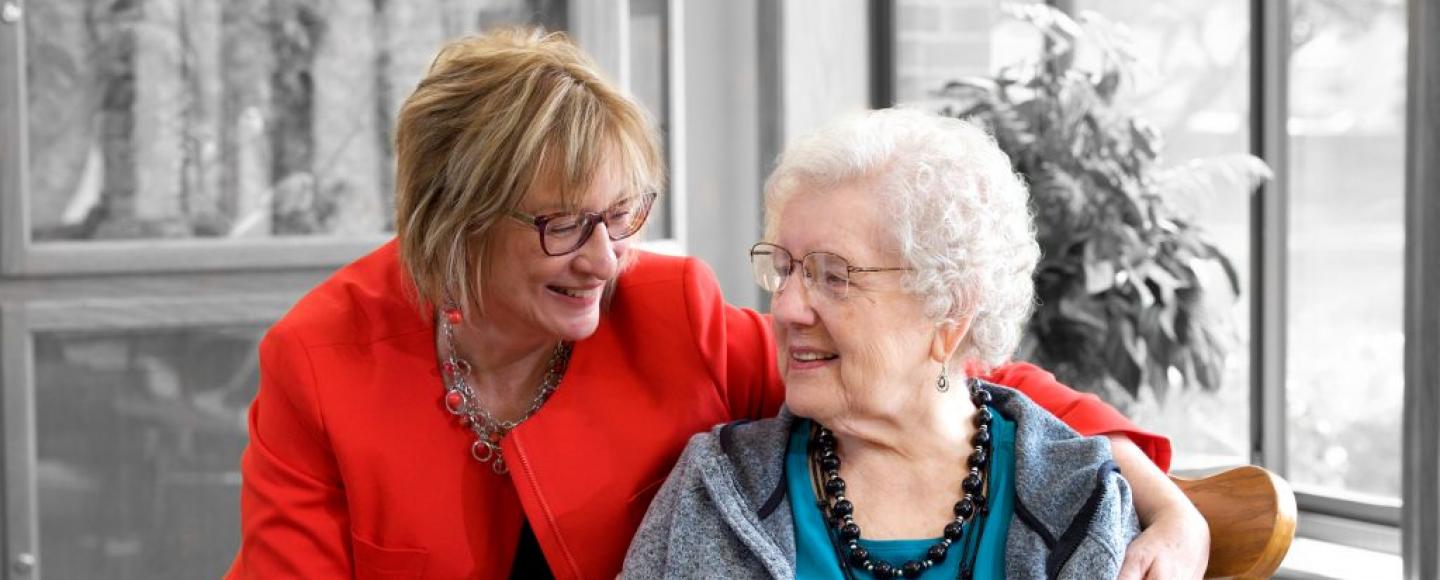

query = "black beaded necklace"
(809, 380), (995, 579)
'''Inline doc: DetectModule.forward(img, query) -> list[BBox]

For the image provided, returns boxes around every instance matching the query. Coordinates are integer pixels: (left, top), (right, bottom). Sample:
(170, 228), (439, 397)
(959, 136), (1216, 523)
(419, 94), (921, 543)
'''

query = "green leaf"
(1082, 239), (1116, 295)
(1104, 315), (1144, 398)
(1152, 154), (1272, 220)
(1059, 292), (1109, 332)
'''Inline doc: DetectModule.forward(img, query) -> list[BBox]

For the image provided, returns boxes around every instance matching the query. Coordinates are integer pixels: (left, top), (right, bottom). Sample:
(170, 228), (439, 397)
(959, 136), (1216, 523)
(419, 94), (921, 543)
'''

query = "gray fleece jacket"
(621, 383), (1140, 579)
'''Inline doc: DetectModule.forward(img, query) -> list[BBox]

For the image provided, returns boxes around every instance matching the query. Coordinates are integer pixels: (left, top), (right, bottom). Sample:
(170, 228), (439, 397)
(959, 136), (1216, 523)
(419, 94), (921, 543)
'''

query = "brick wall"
(895, 0), (998, 105)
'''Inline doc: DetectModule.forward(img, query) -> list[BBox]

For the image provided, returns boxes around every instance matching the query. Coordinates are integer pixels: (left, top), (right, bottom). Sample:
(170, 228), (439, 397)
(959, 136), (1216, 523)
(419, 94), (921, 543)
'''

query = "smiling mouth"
(791, 351), (838, 362)
(548, 285), (600, 299)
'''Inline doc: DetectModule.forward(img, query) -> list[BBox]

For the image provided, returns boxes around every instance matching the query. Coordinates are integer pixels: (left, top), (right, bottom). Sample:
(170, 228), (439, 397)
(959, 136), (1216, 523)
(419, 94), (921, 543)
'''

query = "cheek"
(486, 232), (538, 281)
(821, 314), (883, 396)
(530, 258), (567, 282)
(484, 253), (562, 311)
(836, 340), (897, 393)
(836, 312), (927, 383)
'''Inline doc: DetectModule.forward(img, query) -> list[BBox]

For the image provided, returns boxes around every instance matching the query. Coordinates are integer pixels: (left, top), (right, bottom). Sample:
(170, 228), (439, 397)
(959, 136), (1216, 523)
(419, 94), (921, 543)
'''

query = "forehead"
(524, 155), (630, 212)
(777, 180), (895, 262)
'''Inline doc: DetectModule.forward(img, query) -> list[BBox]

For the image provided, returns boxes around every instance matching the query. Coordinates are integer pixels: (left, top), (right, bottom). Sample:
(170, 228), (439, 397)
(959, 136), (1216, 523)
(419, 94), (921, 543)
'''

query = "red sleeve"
(980, 361), (1173, 472)
(226, 325), (353, 579)
(681, 257), (785, 422)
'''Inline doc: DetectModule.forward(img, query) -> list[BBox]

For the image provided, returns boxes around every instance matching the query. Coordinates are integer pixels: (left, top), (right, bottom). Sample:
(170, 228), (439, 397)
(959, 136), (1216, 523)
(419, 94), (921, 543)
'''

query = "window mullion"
(1402, 0), (1440, 576)
(1250, 0), (1289, 476)
(0, 0), (27, 276)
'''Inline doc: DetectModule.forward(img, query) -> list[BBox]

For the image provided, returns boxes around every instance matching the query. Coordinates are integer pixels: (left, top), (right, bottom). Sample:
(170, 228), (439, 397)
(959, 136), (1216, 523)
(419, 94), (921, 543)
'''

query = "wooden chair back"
(1170, 465), (1298, 579)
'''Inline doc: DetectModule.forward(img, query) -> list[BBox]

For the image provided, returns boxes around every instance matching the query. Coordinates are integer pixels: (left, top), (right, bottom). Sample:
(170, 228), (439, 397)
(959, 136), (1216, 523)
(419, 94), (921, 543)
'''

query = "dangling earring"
(442, 302), (463, 326)
(936, 366), (950, 393)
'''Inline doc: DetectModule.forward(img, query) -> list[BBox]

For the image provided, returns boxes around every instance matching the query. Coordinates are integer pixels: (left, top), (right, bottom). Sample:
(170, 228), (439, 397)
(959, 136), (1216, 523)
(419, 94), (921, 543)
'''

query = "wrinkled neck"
(823, 378), (979, 471)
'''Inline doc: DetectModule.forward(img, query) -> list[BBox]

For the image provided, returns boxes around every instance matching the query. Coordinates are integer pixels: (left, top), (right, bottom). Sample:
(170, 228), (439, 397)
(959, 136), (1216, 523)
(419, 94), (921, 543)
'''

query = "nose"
(572, 221), (620, 280)
(769, 269), (817, 327)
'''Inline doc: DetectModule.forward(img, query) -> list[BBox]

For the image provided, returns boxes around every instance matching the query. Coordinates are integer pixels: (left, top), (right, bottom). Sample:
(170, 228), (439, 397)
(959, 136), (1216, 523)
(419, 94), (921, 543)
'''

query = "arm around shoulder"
(1109, 435), (1210, 580)
(984, 362), (1172, 471)
(680, 257), (785, 421)
(226, 324), (352, 579)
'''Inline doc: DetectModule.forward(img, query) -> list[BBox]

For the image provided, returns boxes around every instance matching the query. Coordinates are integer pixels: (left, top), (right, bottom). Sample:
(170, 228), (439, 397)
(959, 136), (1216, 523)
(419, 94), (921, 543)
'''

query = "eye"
(605, 208), (633, 226)
(546, 217), (582, 237)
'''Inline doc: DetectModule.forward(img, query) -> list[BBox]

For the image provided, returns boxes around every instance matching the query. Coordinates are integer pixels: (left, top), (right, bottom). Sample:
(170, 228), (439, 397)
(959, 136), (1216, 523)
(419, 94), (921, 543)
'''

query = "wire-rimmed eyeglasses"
(748, 242), (911, 301)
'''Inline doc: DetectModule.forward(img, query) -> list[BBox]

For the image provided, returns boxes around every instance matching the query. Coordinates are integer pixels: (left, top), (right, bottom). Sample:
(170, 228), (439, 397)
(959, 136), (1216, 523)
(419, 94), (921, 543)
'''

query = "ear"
(930, 316), (973, 365)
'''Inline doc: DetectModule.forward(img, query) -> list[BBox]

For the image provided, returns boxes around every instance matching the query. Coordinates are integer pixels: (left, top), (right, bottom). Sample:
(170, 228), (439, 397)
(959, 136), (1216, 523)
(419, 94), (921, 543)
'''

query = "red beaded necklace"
(436, 304), (571, 474)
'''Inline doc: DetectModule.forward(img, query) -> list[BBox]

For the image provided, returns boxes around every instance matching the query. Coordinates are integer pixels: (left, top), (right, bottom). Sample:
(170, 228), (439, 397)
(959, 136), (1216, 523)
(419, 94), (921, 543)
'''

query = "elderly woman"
(624, 110), (1159, 579)
(228, 29), (1201, 580)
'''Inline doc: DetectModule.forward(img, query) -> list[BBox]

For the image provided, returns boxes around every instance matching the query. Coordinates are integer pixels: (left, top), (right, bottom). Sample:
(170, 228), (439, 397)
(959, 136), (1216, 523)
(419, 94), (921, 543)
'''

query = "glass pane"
(893, 0), (1043, 108)
(25, 0), (565, 242)
(1286, 0), (1406, 501)
(629, 0), (673, 240)
(33, 326), (264, 579)
(1074, 0), (1254, 470)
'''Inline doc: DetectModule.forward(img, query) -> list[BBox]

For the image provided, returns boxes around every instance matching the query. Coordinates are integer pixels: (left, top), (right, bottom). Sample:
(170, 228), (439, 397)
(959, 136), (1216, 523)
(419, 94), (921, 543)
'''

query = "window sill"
(1276, 537), (1402, 579)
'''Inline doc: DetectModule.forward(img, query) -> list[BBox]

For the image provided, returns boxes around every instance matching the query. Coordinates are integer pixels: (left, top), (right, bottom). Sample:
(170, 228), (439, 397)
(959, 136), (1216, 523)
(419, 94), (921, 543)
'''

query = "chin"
(783, 381), (835, 421)
(553, 315), (601, 342)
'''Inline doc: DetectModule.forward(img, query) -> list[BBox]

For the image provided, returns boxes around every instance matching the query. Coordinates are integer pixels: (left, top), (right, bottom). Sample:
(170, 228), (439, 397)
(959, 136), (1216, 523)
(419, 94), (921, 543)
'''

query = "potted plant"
(936, 5), (1271, 404)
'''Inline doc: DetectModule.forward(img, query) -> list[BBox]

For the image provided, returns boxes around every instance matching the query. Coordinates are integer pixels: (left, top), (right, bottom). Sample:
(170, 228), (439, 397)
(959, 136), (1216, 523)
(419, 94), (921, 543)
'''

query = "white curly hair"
(763, 108), (1040, 373)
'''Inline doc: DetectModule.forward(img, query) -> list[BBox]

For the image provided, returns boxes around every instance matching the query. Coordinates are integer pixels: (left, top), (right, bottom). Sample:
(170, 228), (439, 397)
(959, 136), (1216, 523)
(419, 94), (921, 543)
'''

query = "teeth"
(793, 352), (837, 361)
(553, 287), (595, 298)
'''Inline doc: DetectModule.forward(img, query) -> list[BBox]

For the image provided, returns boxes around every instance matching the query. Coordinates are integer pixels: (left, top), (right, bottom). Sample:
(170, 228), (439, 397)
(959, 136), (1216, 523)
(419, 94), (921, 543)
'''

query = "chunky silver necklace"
(438, 305), (571, 474)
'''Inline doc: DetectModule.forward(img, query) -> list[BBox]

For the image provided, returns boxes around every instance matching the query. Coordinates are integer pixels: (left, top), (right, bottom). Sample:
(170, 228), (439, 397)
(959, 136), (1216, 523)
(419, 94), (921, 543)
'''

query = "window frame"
(0, 0), (26, 276)
(1401, 0), (1440, 576)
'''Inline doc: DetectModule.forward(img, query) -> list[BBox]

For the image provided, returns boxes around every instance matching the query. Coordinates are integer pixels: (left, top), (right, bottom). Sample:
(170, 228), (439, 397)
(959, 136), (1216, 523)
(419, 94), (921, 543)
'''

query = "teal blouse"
(786, 409), (1017, 580)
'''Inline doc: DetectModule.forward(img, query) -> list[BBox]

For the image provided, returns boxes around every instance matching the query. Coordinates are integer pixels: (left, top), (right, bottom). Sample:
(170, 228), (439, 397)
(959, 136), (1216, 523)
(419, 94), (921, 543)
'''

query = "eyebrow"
(798, 247), (857, 260)
(528, 191), (635, 215)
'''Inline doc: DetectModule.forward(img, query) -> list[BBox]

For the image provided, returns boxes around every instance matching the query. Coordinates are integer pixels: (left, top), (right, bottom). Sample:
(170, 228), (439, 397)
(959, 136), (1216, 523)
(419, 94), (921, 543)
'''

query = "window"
(23, 0), (565, 244)
(33, 326), (263, 579)
(893, 0), (1041, 108)
(1285, 0), (1406, 504)
(629, 0), (676, 243)
(8, 0), (680, 274)
(0, 293), (295, 579)
(885, 0), (1420, 562)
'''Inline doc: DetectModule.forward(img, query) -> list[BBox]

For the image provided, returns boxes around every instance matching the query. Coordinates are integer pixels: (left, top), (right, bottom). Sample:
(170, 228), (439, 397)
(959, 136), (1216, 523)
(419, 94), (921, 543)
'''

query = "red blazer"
(227, 240), (1169, 580)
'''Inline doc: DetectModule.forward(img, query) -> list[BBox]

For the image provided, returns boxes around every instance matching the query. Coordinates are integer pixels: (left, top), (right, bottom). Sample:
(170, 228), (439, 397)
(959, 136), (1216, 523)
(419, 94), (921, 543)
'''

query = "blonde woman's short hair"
(395, 27), (664, 314)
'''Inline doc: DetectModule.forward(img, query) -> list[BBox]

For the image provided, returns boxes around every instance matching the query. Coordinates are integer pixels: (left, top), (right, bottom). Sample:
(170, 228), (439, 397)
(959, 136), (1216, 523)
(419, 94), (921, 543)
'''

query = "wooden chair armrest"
(1169, 465), (1298, 579)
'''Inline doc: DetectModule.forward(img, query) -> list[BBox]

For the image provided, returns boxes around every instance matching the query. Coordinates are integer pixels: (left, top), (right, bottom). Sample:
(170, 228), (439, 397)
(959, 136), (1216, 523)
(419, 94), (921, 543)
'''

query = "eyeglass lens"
(749, 244), (851, 300)
(543, 194), (652, 255)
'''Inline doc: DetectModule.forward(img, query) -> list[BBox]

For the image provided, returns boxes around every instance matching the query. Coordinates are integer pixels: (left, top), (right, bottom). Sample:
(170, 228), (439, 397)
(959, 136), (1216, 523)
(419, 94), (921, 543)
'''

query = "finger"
(1146, 557), (1182, 580)
(1116, 549), (1151, 580)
